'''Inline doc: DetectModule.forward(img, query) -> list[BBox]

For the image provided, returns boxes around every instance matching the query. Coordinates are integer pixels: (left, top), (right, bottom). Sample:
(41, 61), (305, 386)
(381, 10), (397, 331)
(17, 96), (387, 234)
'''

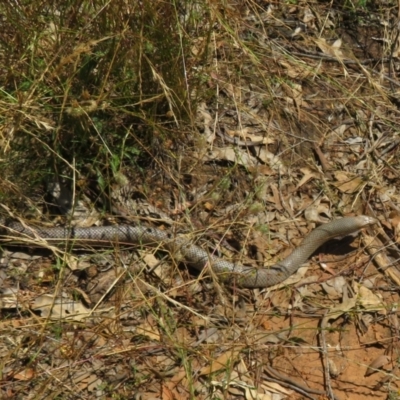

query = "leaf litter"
(2, 1), (400, 399)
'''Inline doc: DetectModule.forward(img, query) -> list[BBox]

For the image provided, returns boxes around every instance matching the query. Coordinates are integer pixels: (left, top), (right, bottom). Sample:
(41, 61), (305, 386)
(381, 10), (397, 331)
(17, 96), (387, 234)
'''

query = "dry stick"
(312, 143), (335, 182)
(277, 169), (296, 226)
(320, 311), (336, 400)
(367, 134), (400, 180)
(379, 138), (400, 157)
(261, 372), (316, 400)
(288, 50), (400, 88)
(364, 202), (400, 282)
(313, 143), (331, 173)
(263, 366), (340, 400)
(358, 118), (389, 161)
(289, 50), (386, 65)
(387, 21), (400, 93)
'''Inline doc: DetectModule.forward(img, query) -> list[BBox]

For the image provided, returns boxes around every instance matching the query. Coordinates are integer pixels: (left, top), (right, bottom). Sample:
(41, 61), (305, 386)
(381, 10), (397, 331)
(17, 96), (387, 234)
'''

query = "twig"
(263, 366), (340, 400)
(262, 371), (316, 400)
(320, 311), (336, 400)
(313, 143), (333, 180)
(288, 49), (400, 88)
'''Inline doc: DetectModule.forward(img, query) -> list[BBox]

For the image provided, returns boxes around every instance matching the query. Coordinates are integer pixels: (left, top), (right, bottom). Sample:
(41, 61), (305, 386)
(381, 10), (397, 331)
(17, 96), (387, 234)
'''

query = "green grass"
(0, 0), (210, 212)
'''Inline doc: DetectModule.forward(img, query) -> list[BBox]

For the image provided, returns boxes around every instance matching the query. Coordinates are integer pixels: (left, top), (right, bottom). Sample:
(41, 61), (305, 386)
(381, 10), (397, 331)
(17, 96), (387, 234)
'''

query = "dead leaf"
(0, 287), (20, 309)
(304, 201), (331, 224)
(199, 347), (243, 375)
(295, 167), (320, 191)
(322, 277), (347, 299)
(315, 38), (344, 60)
(161, 384), (175, 400)
(204, 201), (214, 211)
(87, 377), (103, 392)
(211, 378), (276, 399)
(257, 148), (286, 172)
(269, 183), (282, 210)
(365, 355), (391, 376)
(333, 123), (351, 135)
(363, 234), (400, 286)
(389, 212), (400, 243)
(143, 253), (159, 268)
(325, 297), (357, 323)
(261, 380), (292, 396)
(303, 7), (315, 24)
(247, 165), (275, 176)
(32, 294), (91, 321)
(333, 171), (366, 193)
(65, 254), (82, 271)
(10, 368), (35, 381)
(270, 289), (291, 309)
(224, 127), (274, 145)
(328, 359), (340, 377)
(352, 282), (385, 314)
(136, 320), (161, 341)
(277, 59), (312, 79)
(199, 147), (256, 167)
(282, 82), (303, 101)
(168, 368), (188, 389)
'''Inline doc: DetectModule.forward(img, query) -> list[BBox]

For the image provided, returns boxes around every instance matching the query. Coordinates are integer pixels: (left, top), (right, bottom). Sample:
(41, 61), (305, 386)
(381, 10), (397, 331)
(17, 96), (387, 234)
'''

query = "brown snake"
(0, 215), (377, 288)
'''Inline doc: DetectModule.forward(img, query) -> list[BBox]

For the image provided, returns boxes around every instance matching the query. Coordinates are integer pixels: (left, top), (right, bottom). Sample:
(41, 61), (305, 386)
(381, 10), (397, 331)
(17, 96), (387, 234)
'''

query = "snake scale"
(0, 215), (377, 288)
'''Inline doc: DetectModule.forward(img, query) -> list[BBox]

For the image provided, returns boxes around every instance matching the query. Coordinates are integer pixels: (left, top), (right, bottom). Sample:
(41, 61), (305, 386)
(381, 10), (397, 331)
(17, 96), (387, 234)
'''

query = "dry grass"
(1, 0), (400, 399)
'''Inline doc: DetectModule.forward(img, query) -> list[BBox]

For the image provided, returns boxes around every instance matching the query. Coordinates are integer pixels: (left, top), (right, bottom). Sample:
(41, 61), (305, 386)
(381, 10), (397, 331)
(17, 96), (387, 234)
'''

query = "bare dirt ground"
(1, 1), (400, 399)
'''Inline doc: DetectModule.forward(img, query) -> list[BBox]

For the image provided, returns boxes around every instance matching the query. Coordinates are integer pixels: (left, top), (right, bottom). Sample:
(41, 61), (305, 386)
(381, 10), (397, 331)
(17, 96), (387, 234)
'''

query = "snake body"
(0, 215), (377, 288)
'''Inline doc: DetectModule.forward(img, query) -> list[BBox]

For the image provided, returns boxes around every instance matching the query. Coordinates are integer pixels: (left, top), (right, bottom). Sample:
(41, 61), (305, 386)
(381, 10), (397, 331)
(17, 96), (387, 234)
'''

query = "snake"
(0, 215), (377, 288)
